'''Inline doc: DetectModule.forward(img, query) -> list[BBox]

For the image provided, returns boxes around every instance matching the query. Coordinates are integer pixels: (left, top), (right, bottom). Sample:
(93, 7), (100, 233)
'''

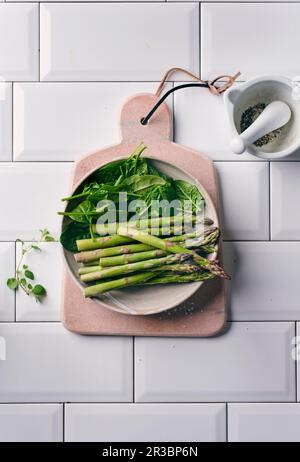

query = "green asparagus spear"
(117, 226), (230, 280)
(75, 242), (154, 263)
(76, 226), (191, 252)
(144, 272), (215, 285)
(81, 253), (190, 283)
(78, 265), (101, 275)
(76, 234), (134, 251)
(84, 272), (156, 297)
(100, 249), (167, 267)
(151, 264), (201, 274)
(92, 215), (203, 236)
(75, 227), (219, 262)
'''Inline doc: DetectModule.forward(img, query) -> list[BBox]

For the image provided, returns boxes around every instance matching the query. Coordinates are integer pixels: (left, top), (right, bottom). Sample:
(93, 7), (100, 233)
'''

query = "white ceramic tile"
(174, 83), (260, 161)
(40, 3), (199, 81)
(216, 162), (269, 240)
(201, 3), (300, 80)
(135, 323), (295, 402)
(16, 242), (62, 322)
(65, 403), (226, 442)
(0, 84), (12, 161)
(0, 404), (62, 442)
(0, 163), (72, 241)
(0, 243), (15, 322)
(0, 323), (132, 402)
(228, 404), (300, 442)
(271, 163), (300, 240)
(0, 4), (38, 81)
(224, 242), (300, 321)
(13, 82), (171, 161)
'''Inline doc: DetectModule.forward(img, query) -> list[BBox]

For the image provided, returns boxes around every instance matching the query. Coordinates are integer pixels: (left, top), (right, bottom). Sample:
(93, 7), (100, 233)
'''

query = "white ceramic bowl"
(62, 157), (218, 315)
(224, 75), (300, 159)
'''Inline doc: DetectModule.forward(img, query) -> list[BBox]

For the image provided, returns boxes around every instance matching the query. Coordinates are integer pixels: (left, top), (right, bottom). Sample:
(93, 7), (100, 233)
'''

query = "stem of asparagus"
(84, 272), (156, 297)
(76, 235), (134, 251)
(75, 227), (219, 262)
(117, 226), (230, 280)
(197, 245), (216, 254)
(144, 272), (215, 285)
(76, 225), (194, 253)
(92, 215), (201, 236)
(100, 249), (167, 267)
(84, 259), (100, 266)
(152, 264), (202, 274)
(81, 253), (190, 283)
(78, 265), (101, 275)
(75, 242), (154, 263)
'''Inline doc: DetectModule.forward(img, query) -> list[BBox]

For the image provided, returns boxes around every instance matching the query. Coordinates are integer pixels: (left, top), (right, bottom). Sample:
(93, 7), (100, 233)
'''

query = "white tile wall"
(0, 163), (72, 240)
(40, 3), (199, 81)
(0, 323), (133, 402)
(0, 83), (12, 161)
(14, 82), (171, 161)
(174, 84), (253, 161)
(201, 3), (300, 80)
(0, 404), (63, 442)
(0, 0), (299, 443)
(228, 404), (300, 442)
(0, 4), (38, 81)
(135, 323), (295, 403)
(65, 403), (226, 442)
(224, 242), (300, 321)
(271, 163), (300, 240)
(0, 243), (15, 322)
(216, 162), (269, 240)
(16, 242), (63, 322)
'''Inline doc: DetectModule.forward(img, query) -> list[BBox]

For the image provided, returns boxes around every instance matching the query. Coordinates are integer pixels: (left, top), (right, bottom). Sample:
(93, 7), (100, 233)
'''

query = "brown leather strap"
(155, 67), (241, 97)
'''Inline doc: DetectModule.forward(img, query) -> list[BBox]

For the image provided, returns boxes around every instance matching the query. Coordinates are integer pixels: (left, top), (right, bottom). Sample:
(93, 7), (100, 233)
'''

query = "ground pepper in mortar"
(240, 103), (282, 147)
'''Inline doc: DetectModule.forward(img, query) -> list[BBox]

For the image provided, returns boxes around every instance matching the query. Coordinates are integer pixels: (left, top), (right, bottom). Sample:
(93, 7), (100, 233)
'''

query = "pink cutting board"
(61, 93), (226, 337)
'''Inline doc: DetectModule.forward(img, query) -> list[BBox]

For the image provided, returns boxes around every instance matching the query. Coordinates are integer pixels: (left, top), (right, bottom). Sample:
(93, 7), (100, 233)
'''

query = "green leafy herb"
(24, 270), (34, 280)
(7, 278), (18, 290)
(60, 222), (91, 253)
(174, 180), (204, 214)
(6, 229), (56, 302)
(32, 284), (47, 299)
(121, 175), (166, 192)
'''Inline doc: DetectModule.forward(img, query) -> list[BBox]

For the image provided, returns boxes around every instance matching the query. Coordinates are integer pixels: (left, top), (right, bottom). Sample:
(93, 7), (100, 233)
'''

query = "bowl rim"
(61, 155), (219, 316)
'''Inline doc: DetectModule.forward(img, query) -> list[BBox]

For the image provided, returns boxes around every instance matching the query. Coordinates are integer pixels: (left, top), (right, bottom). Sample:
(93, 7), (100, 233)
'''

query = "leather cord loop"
(141, 68), (241, 125)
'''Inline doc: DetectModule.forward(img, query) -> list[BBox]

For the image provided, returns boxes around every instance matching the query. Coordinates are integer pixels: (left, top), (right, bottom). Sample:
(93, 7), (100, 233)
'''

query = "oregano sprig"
(7, 229), (56, 302)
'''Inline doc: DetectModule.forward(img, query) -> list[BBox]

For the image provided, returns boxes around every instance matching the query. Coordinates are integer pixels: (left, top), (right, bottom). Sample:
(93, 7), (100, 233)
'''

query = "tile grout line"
(199, 1), (201, 79)
(63, 403), (65, 442)
(1, 320), (299, 324)
(14, 240), (16, 322)
(269, 162), (271, 241)
(38, 2), (41, 83)
(133, 337), (135, 403)
(11, 82), (13, 162)
(295, 322), (298, 403)
(225, 402), (228, 442)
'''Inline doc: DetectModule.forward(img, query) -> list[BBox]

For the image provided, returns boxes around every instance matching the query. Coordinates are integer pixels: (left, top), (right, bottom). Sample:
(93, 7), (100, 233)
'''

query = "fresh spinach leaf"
(174, 180), (204, 213)
(60, 222), (91, 252)
(121, 175), (166, 192)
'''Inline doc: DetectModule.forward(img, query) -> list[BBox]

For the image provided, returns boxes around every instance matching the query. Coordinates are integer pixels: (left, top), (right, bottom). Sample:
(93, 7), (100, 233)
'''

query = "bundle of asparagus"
(73, 216), (230, 298)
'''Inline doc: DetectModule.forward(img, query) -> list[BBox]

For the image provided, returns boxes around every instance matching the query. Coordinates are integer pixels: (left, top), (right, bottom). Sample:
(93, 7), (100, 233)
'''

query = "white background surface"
(0, 1), (299, 443)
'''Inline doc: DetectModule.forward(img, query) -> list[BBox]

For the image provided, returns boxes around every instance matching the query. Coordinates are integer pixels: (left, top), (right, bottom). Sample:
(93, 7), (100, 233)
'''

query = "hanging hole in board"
(140, 117), (148, 126)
